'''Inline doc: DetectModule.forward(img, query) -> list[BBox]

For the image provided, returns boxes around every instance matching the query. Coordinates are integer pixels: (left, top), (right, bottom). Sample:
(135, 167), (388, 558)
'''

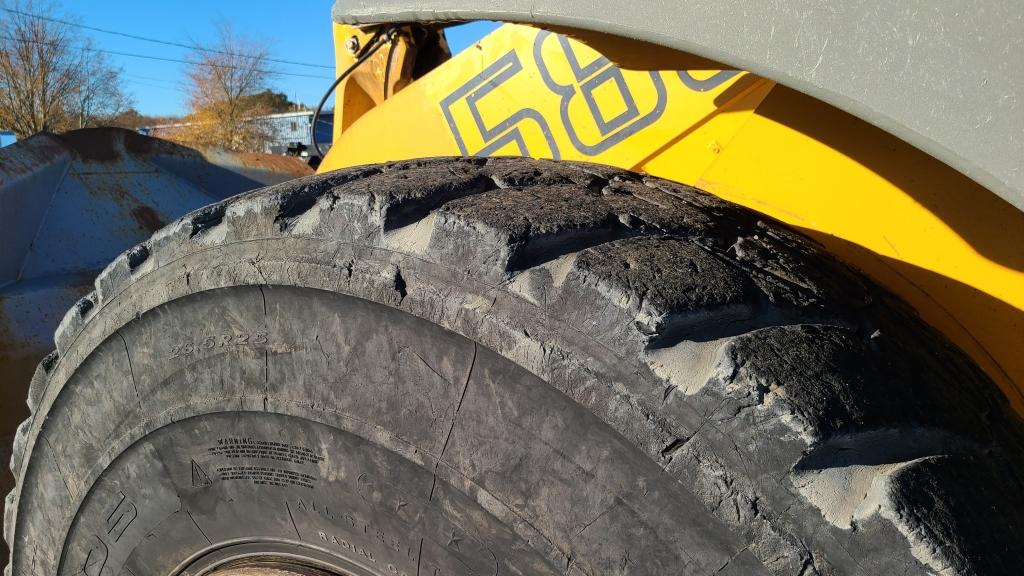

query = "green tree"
(243, 89), (305, 113)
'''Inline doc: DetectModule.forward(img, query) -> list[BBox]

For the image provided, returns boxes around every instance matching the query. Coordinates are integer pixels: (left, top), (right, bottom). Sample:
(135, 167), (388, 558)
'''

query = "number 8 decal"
(533, 31), (667, 156)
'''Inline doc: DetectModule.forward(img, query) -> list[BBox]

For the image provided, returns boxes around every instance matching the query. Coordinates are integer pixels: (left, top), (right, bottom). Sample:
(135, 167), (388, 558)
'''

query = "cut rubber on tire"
(5, 158), (1024, 576)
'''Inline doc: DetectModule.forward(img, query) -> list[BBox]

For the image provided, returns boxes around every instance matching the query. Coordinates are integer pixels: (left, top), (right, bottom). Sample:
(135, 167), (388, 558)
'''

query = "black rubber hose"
(312, 28), (396, 158)
(383, 33), (400, 100)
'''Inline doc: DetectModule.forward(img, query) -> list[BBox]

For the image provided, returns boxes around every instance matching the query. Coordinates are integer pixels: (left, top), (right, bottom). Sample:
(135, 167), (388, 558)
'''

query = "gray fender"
(334, 0), (1024, 212)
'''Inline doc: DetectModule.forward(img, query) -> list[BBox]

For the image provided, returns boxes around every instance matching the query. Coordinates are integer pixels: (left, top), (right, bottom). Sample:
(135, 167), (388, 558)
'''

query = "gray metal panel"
(0, 129), (315, 390)
(333, 0), (1024, 211)
(0, 129), (314, 288)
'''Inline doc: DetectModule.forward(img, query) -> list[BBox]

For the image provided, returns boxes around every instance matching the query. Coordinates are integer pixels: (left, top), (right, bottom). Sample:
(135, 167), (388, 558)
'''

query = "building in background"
(139, 110), (334, 162)
(260, 110), (334, 159)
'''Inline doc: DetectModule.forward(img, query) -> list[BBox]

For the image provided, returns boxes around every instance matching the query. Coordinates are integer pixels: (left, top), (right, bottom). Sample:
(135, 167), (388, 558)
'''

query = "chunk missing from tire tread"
(6, 157), (1024, 576)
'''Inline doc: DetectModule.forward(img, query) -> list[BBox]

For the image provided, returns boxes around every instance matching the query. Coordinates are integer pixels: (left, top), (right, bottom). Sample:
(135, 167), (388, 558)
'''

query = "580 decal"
(441, 29), (741, 160)
(169, 330), (268, 359)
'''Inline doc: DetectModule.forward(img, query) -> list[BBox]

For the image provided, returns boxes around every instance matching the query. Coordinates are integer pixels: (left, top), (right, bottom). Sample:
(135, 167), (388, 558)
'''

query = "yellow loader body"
(323, 23), (1024, 414)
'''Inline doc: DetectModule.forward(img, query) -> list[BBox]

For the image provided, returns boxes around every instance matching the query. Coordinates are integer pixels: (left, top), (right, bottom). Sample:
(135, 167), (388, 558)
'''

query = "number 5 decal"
(441, 50), (561, 159)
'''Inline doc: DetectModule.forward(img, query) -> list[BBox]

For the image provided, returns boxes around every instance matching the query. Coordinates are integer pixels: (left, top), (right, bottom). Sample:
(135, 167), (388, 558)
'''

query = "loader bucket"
(0, 127), (311, 499)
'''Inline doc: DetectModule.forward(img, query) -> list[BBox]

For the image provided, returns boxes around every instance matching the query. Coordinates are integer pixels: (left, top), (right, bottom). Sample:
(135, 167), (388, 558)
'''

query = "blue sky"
(48, 1), (498, 116)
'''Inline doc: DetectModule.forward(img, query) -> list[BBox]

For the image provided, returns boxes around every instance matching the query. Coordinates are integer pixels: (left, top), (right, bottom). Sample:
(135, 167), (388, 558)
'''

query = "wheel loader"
(2, 2), (1023, 575)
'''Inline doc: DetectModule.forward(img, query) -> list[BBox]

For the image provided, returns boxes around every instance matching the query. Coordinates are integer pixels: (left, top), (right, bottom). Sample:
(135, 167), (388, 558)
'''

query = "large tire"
(5, 158), (1023, 576)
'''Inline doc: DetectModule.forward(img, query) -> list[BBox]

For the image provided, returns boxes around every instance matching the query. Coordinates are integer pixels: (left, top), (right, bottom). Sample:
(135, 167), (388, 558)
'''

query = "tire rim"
(175, 540), (378, 576)
(211, 559), (341, 575)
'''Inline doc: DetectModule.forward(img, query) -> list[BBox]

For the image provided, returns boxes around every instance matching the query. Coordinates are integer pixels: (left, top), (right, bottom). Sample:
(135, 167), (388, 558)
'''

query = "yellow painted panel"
(327, 24), (768, 175)
(322, 24), (1024, 414)
(692, 87), (1024, 409)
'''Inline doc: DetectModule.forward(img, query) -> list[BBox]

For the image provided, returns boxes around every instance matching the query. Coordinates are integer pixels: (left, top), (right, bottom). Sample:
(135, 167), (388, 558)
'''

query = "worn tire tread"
(7, 157), (1024, 576)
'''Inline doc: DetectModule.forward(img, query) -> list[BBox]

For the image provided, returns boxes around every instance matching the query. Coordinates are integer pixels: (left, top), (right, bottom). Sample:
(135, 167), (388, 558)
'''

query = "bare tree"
(0, 0), (81, 136)
(0, 1), (132, 136)
(171, 23), (278, 152)
(69, 42), (132, 129)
